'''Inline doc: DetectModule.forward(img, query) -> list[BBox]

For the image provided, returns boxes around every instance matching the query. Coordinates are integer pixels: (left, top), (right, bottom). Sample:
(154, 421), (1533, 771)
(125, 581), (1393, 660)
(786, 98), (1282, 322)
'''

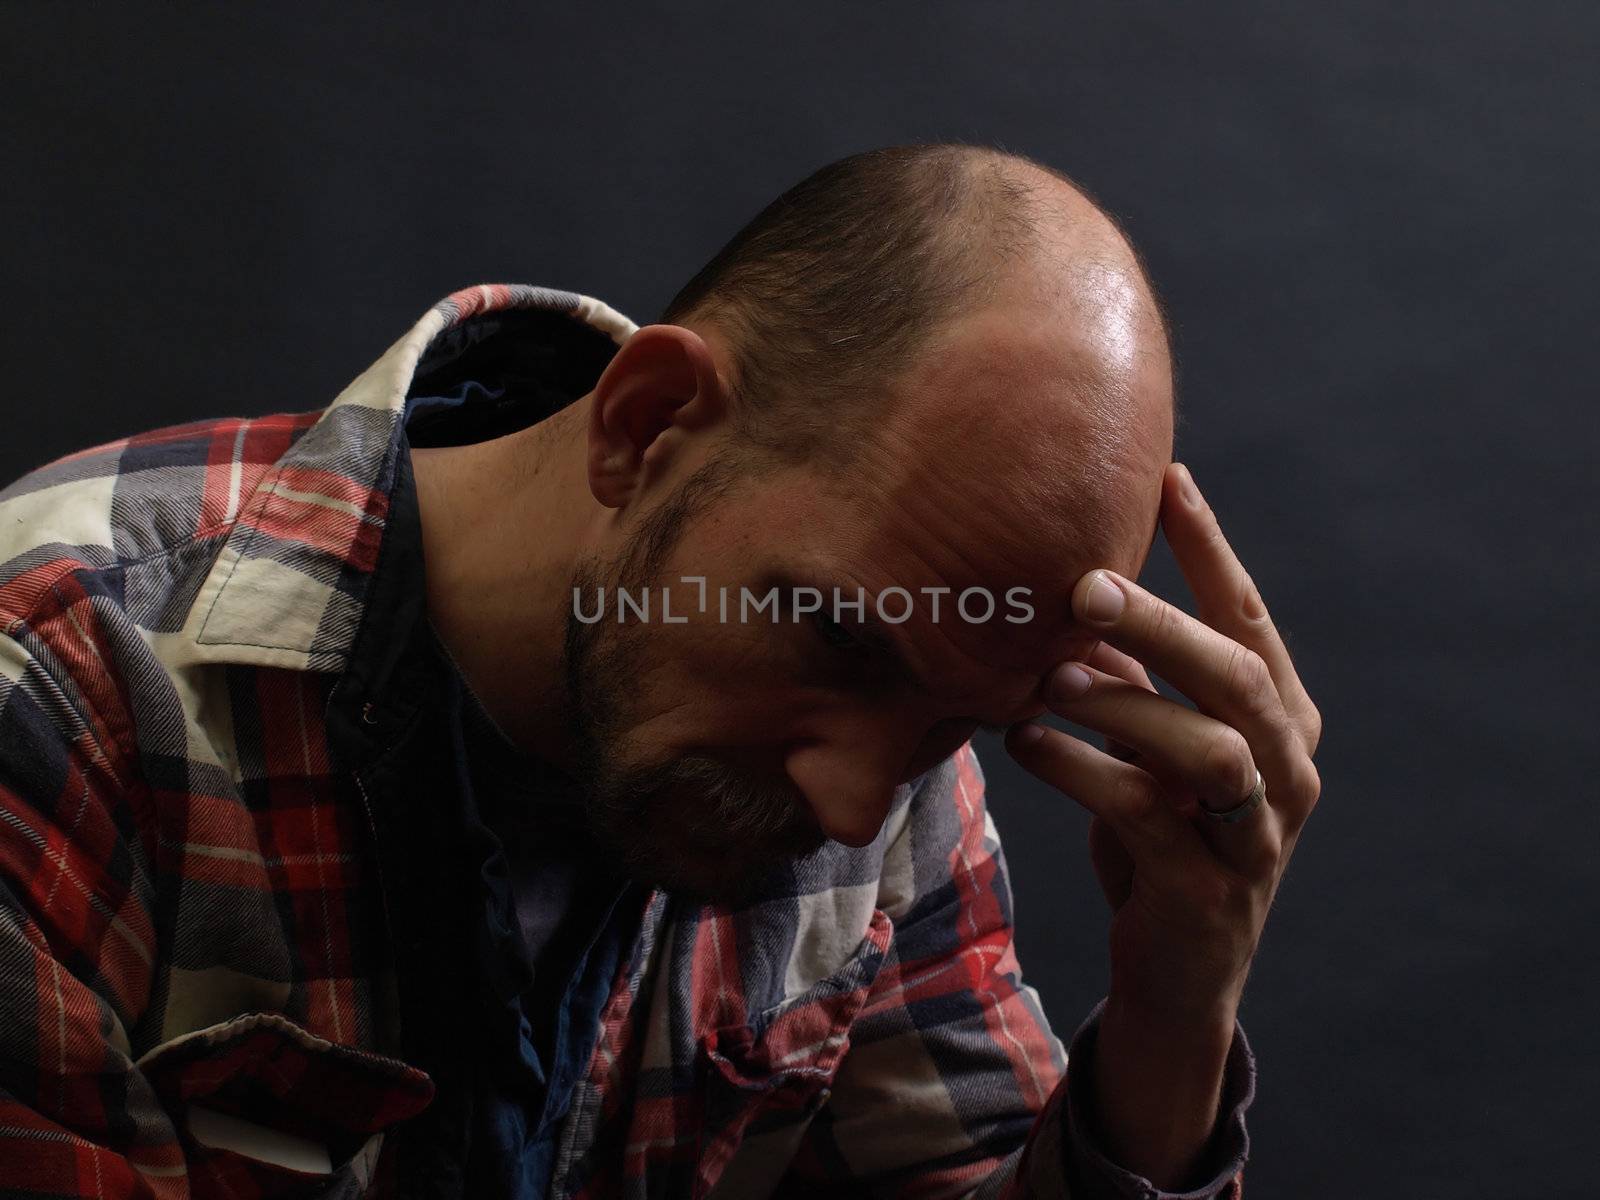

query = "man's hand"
(1005, 460), (1322, 1189)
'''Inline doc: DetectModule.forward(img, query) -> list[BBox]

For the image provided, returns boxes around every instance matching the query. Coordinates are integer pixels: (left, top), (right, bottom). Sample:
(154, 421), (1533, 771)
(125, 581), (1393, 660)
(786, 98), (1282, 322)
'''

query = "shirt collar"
(176, 284), (636, 675)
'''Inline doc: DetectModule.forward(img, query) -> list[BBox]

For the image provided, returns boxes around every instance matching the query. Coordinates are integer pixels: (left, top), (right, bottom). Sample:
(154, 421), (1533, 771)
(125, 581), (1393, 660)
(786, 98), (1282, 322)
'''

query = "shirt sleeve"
(774, 741), (1255, 1200)
(1045, 996), (1256, 1199)
(0, 624), (193, 1196)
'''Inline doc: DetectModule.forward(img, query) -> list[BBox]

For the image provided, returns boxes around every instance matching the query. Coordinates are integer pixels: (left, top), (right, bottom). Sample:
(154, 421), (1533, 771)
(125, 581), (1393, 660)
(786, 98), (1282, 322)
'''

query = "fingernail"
(1010, 722), (1046, 746)
(1049, 662), (1093, 703)
(1177, 463), (1202, 508)
(1081, 571), (1125, 624)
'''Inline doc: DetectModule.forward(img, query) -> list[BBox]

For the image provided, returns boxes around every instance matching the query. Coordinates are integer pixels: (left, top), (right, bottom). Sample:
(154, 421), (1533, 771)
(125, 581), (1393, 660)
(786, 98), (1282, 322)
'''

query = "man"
(0, 143), (1321, 1198)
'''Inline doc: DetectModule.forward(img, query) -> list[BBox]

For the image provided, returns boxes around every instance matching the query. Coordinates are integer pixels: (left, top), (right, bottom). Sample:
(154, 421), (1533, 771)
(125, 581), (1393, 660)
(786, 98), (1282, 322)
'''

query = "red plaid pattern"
(0, 285), (1249, 1198)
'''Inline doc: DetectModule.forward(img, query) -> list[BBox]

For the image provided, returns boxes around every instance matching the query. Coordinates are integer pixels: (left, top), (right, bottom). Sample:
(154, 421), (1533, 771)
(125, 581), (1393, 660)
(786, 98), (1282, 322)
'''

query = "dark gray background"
(4, 3), (1595, 1195)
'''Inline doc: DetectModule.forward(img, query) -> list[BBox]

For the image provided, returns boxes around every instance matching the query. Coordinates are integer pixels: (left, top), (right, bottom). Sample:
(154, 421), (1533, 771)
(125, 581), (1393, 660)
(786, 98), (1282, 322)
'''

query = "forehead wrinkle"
(833, 447), (1156, 703)
(840, 397), (1145, 626)
(882, 413), (1144, 601)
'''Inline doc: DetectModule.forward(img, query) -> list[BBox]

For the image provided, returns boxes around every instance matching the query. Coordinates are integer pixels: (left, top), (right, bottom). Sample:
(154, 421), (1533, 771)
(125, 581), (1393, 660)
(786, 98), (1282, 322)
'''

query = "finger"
(1084, 641), (1155, 762)
(1163, 462), (1322, 756)
(1086, 639), (1156, 692)
(1043, 664), (1281, 878)
(1005, 721), (1215, 889)
(1046, 664), (1256, 813)
(1069, 566), (1313, 826)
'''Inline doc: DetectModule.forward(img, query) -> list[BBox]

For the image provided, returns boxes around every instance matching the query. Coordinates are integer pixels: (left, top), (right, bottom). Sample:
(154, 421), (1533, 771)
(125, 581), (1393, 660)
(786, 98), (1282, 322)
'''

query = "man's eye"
(811, 610), (860, 650)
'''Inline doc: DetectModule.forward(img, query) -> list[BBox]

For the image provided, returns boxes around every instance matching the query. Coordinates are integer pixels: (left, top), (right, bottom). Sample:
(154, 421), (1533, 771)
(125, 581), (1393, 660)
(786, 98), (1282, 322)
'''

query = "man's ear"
(587, 324), (728, 510)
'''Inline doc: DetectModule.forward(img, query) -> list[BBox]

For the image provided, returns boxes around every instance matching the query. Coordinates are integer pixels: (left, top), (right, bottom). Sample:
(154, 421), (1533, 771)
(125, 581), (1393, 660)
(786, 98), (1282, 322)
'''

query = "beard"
(558, 464), (828, 905)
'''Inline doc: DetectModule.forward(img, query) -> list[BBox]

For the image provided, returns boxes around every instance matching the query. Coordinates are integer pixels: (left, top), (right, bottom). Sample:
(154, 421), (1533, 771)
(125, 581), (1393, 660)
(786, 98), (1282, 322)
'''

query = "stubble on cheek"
(564, 598), (826, 903)
(585, 749), (826, 903)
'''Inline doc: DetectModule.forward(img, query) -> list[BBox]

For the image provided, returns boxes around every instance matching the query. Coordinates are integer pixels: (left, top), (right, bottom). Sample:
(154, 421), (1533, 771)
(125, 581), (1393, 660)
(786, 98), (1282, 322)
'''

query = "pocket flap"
(704, 905), (891, 1090)
(692, 909), (891, 1196)
(137, 1011), (434, 1150)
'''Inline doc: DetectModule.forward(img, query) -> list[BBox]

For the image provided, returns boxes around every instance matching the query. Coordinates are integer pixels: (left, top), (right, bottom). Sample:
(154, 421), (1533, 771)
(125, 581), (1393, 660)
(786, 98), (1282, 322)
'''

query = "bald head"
(661, 145), (1174, 633)
(659, 142), (1172, 481)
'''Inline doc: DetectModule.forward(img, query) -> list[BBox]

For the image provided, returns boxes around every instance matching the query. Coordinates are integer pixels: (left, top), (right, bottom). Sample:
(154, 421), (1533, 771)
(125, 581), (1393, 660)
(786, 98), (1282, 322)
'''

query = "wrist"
(1103, 984), (1240, 1048)
(1088, 992), (1239, 1190)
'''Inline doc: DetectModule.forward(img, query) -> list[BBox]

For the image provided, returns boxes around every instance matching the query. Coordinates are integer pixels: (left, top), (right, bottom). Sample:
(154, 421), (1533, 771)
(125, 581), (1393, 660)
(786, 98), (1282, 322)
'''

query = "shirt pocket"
(136, 1011), (434, 1199)
(695, 907), (893, 1199)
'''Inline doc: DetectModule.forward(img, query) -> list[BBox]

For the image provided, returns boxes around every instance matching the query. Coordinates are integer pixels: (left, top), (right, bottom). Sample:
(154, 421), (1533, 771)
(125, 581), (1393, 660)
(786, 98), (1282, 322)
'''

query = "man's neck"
(410, 393), (596, 771)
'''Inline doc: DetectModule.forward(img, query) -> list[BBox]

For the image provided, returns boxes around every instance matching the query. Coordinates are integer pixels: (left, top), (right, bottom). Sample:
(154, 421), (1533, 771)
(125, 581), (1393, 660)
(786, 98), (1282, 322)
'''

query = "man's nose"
(784, 730), (915, 848)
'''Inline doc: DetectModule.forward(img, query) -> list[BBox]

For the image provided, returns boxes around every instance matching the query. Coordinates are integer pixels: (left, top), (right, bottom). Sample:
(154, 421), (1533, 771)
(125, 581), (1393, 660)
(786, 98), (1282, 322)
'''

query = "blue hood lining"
(406, 307), (622, 447)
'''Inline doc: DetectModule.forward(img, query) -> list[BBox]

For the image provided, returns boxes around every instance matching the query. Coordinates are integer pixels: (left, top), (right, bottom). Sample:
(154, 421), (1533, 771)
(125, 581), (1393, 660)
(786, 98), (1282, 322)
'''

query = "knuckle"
(1256, 819), (1286, 867)
(1200, 728), (1256, 799)
(1235, 572), (1270, 625)
(1144, 596), (1182, 644)
(1292, 757), (1323, 810)
(1111, 770), (1164, 822)
(1099, 683), (1141, 725)
(1224, 645), (1275, 717)
(1303, 705), (1324, 750)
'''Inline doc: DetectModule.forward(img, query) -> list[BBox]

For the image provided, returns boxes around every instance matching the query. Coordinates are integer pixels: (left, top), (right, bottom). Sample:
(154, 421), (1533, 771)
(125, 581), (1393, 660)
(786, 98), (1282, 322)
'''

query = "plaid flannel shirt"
(0, 284), (1255, 1198)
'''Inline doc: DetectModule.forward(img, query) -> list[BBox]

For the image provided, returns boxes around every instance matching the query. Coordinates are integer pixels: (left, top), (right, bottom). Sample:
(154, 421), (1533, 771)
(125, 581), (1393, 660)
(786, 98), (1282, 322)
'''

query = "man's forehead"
(855, 403), (1165, 599)
(809, 372), (1166, 687)
(802, 468), (1158, 692)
